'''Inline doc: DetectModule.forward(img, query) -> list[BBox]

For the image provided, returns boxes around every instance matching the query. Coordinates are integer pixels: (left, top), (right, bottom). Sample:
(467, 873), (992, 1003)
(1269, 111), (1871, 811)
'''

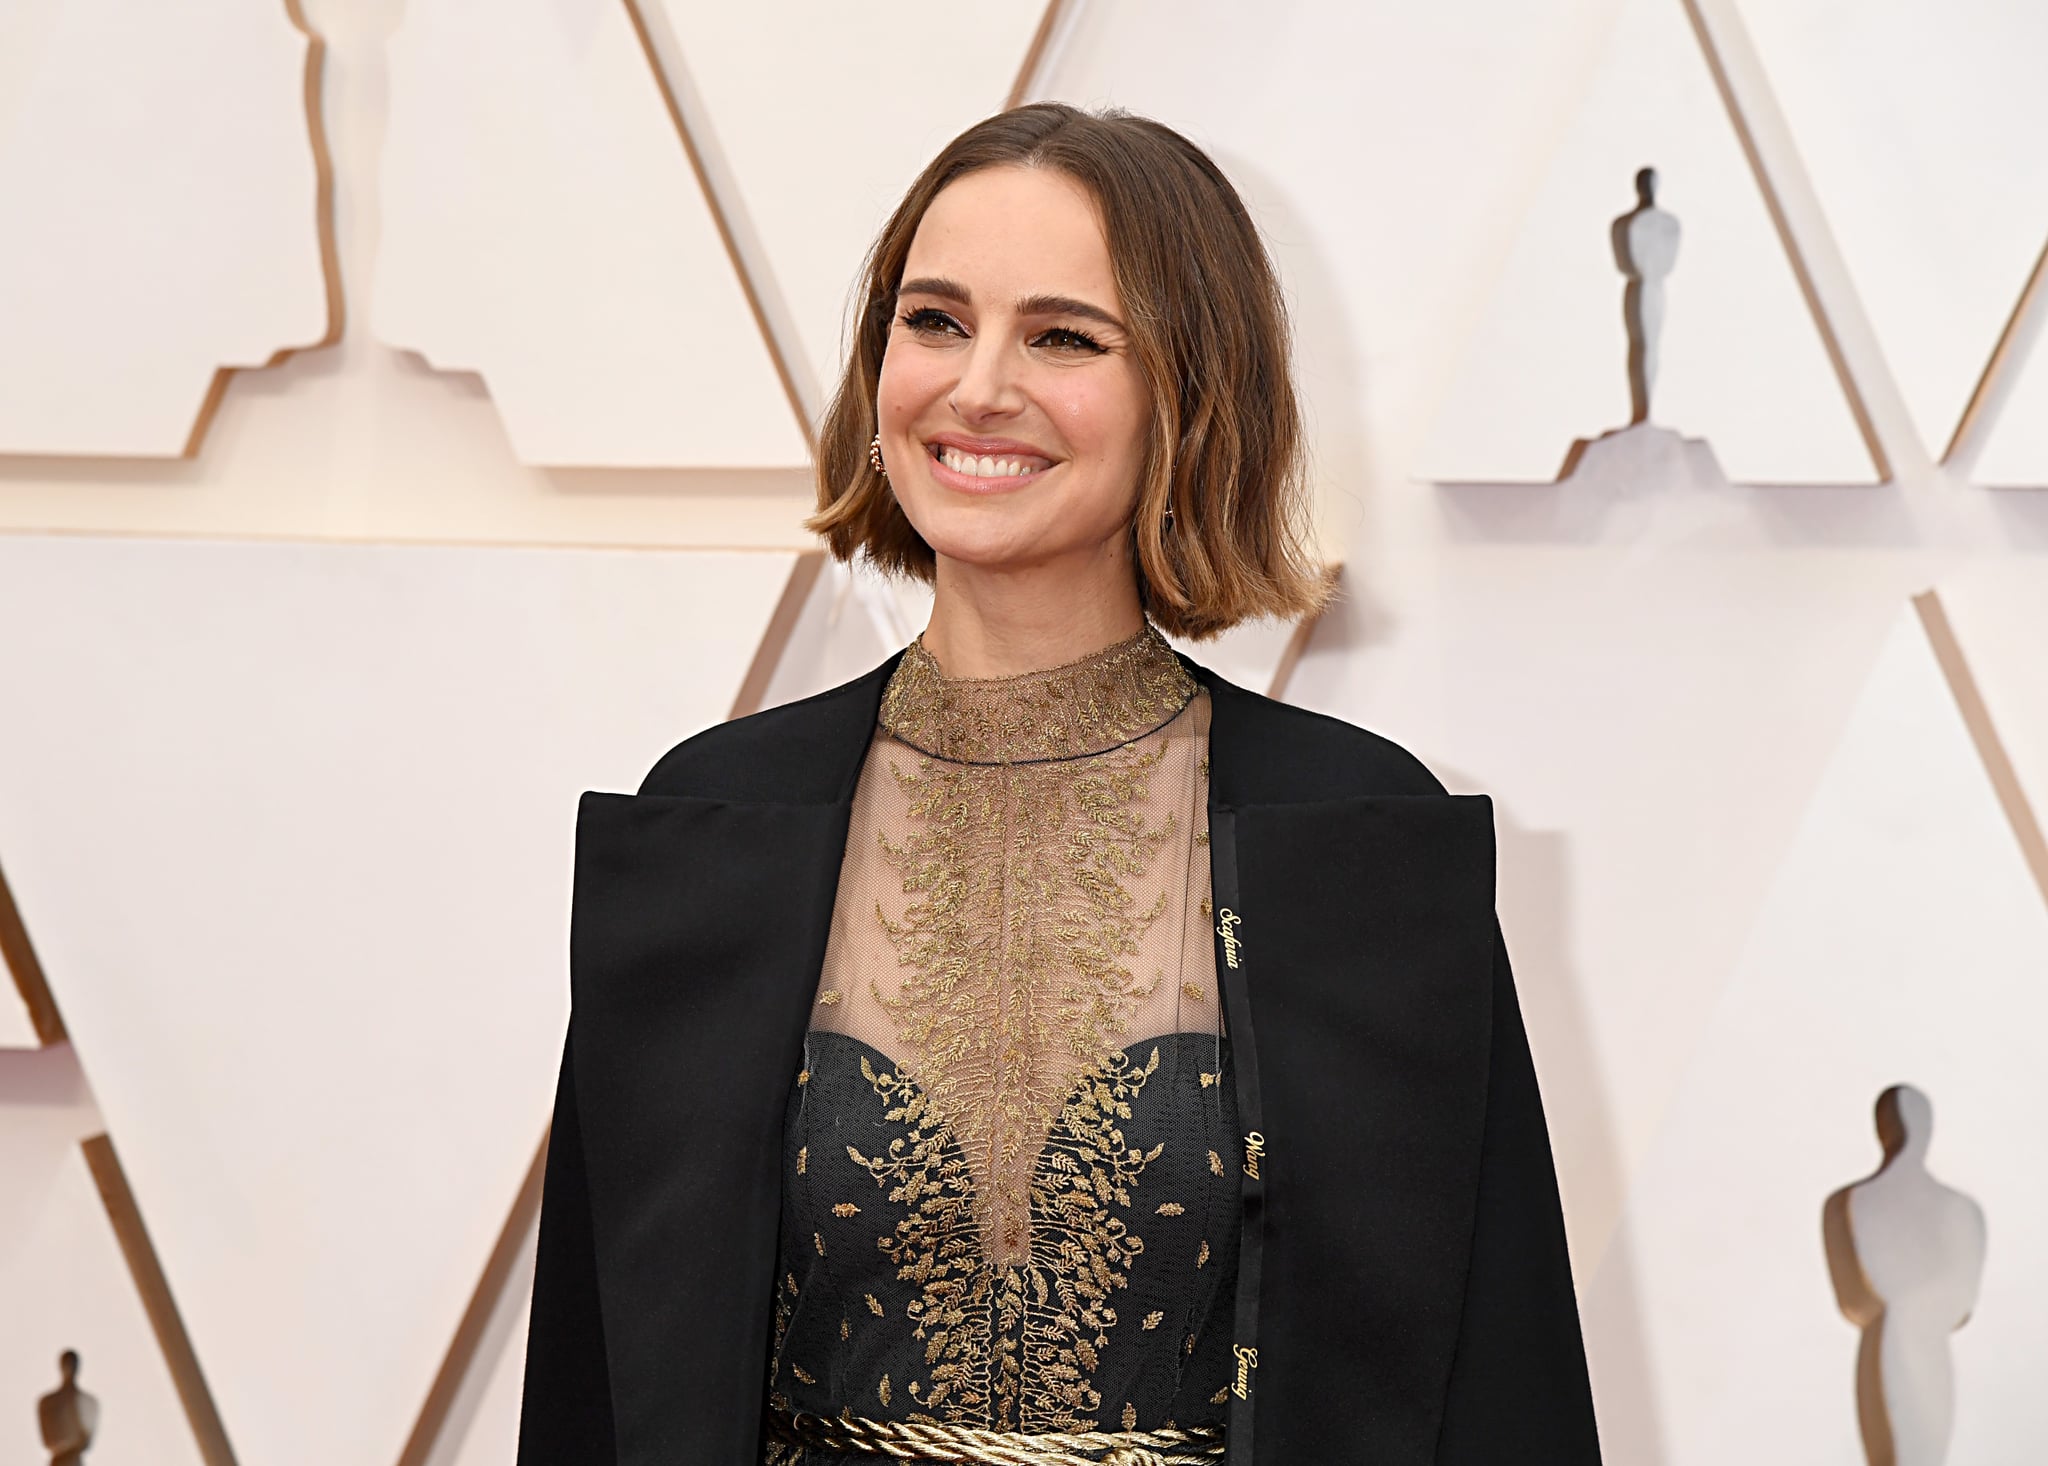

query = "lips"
(921, 436), (1058, 492)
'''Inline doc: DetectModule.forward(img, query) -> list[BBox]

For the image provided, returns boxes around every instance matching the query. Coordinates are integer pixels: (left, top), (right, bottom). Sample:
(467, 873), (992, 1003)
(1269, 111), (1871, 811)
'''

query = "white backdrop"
(3, 2), (2046, 1462)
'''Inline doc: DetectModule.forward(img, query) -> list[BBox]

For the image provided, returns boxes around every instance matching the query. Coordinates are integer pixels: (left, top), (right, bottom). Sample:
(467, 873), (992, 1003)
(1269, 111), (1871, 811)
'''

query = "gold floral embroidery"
(846, 1048), (1165, 1432)
(872, 709), (1183, 1264)
(789, 626), (1226, 1439)
(796, 1145), (807, 1176)
(1208, 1151), (1225, 1178)
(1122, 1403), (1138, 1430)
(1197, 1239), (1211, 1268)
(878, 623), (1194, 766)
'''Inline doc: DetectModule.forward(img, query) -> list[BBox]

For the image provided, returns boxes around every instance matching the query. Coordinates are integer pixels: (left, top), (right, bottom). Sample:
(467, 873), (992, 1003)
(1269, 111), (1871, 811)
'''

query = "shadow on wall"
(1213, 150), (1397, 612)
(1435, 777), (1667, 1461)
(1434, 472), (1922, 551)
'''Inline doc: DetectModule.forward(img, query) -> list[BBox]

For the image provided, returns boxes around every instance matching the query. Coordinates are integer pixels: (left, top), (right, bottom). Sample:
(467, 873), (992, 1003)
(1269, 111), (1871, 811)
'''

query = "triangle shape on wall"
(1581, 602), (2048, 1461)
(1420, 0), (1876, 485)
(0, 536), (797, 1466)
(1738, 0), (2048, 463)
(374, 0), (808, 468)
(649, 0), (1050, 406)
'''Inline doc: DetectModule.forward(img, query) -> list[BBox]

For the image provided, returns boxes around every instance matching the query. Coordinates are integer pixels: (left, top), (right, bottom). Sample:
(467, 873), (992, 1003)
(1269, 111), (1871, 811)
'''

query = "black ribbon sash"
(1208, 807), (1265, 1466)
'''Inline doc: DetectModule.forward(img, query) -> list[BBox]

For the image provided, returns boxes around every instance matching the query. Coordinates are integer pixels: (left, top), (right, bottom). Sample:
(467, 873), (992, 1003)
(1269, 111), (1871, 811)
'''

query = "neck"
(920, 549), (1147, 678)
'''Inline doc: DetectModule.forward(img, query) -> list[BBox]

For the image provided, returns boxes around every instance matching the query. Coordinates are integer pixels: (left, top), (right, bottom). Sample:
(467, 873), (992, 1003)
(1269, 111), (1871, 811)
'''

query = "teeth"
(937, 447), (1046, 478)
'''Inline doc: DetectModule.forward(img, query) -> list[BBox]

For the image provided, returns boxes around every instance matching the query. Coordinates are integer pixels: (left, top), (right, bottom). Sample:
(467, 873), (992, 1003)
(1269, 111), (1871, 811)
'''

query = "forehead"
(903, 165), (1118, 305)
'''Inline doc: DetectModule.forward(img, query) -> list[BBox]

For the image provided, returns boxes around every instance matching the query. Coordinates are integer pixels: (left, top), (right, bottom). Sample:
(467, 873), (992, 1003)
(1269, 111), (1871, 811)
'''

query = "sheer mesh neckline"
(878, 621), (1196, 766)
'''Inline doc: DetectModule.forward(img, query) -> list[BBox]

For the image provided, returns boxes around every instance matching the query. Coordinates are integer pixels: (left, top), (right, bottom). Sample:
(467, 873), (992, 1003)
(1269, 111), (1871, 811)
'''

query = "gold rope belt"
(765, 1407), (1226, 1466)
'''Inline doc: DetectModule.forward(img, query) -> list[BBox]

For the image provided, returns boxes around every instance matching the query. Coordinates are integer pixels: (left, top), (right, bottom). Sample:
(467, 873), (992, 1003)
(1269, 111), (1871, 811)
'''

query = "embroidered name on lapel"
(1215, 907), (1244, 969)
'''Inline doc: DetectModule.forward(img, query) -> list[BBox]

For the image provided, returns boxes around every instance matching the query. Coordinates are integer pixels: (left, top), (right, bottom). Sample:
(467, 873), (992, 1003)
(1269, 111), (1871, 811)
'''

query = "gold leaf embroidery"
(1211, 1385), (1230, 1405)
(1122, 1403), (1138, 1430)
(840, 1317), (850, 1340)
(1209, 1150), (1225, 1177)
(872, 728), (1178, 1268)
(791, 1363), (816, 1385)
(813, 1232), (825, 1256)
(878, 624), (1194, 766)
(796, 1145), (807, 1176)
(1200, 1072), (1217, 1088)
(1198, 1239), (1211, 1267)
(848, 1052), (1164, 1432)
(797, 630), (1229, 1436)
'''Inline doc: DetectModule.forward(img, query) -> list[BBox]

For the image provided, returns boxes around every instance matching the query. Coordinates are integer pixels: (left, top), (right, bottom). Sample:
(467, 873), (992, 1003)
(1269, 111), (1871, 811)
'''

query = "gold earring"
(869, 433), (887, 478)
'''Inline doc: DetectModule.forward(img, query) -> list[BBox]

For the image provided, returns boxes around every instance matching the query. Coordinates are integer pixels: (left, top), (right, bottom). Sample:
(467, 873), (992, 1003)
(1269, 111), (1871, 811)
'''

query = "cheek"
(876, 345), (949, 428)
(1051, 372), (1150, 472)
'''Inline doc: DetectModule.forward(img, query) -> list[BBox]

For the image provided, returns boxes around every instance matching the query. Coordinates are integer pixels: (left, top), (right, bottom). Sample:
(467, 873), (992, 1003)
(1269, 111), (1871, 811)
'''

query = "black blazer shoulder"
(635, 650), (1446, 806)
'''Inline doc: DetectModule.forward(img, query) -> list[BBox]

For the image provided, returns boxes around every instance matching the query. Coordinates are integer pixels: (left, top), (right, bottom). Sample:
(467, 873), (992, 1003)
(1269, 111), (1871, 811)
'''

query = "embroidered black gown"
(762, 626), (1241, 1463)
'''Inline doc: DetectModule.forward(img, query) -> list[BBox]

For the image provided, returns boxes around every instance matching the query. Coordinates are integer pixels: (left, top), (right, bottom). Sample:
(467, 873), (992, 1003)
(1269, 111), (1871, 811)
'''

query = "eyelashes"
(896, 307), (1107, 356)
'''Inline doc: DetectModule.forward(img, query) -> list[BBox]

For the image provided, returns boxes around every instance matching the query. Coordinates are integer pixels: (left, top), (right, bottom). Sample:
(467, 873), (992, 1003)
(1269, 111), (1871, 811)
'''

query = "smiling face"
(875, 165), (1151, 584)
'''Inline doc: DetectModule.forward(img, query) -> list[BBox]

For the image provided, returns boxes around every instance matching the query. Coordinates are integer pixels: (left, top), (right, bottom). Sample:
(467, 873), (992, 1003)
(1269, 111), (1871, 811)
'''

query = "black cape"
(517, 653), (1602, 1465)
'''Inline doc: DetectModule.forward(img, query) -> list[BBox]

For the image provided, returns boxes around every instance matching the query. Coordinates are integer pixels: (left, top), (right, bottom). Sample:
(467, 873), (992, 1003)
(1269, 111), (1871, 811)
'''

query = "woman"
(518, 104), (1600, 1466)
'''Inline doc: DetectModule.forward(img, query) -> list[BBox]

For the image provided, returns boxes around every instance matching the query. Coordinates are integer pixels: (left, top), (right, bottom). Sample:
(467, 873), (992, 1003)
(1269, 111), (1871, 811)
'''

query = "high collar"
(876, 622), (1197, 766)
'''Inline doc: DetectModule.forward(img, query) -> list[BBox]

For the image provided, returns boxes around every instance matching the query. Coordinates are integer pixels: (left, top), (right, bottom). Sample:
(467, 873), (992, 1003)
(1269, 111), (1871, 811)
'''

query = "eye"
(1033, 326), (1107, 355)
(898, 306), (965, 338)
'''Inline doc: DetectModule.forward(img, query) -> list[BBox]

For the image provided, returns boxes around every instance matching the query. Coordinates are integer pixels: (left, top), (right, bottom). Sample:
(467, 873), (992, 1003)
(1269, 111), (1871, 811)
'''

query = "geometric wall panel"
(1973, 318), (2048, 487)
(0, 993), (36, 1051)
(0, 0), (332, 457)
(1932, 565), (2048, 889)
(1, 932), (42, 1050)
(1420, 0), (1876, 484)
(1739, 0), (2048, 463)
(1581, 605), (2048, 1461)
(374, 0), (809, 468)
(1288, 547), (1922, 1273)
(0, 1130), (206, 1466)
(0, 535), (796, 1466)
(654, 0), (1048, 402)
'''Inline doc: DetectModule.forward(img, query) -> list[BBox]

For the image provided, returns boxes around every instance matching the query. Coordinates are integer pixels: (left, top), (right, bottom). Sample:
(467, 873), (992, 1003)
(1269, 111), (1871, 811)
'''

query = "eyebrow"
(897, 276), (1126, 333)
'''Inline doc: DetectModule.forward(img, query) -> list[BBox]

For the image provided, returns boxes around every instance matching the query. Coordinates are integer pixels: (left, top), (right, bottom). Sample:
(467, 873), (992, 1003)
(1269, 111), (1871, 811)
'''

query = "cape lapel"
(566, 670), (887, 1464)
(1203, 673), (1500, 1464)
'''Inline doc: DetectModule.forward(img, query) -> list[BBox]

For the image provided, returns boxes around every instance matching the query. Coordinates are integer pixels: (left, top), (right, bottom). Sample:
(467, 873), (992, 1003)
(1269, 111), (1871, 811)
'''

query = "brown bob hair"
(807, 103), (1328, 641)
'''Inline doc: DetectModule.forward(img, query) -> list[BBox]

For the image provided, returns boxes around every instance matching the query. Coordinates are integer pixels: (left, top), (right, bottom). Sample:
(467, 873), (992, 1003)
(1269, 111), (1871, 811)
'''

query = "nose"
(948, 331), (1026, 423)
